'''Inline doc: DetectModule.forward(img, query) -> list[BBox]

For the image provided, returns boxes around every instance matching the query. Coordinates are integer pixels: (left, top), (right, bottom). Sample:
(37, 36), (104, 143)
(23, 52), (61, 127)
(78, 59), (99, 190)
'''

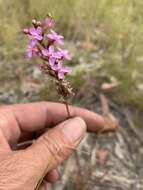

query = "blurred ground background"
(0, 0), (143, 189)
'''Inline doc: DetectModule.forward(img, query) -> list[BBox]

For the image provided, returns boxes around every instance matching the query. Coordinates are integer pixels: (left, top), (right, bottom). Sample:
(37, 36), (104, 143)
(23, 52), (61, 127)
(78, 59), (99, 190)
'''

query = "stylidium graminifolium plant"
(23, 15), (74, 116)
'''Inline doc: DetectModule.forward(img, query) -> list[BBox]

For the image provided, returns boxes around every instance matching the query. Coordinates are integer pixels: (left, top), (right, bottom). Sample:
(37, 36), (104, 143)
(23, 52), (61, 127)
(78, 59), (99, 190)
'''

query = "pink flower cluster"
(24, 16), (71, 80)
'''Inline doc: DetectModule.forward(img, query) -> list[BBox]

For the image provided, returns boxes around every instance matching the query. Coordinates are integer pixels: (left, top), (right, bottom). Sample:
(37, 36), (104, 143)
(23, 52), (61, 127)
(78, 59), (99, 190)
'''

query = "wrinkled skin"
(0, 102), (116, 190)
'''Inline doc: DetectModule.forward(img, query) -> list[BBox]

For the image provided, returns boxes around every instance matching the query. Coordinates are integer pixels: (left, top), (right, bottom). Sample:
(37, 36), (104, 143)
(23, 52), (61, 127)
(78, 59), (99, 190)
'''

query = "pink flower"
(42, 45), (61, 60)
(29, 26), (43, 41)
(47, 30), (64, 45)
(26, 40), (38, 58)
(57, 48), (71, 60)
(49, 57), (55, 67)
(50, 60), (71, 80)
(41, 46), (54, 57)
(42, 46), (60, 68)
(44, 16), (55, 28)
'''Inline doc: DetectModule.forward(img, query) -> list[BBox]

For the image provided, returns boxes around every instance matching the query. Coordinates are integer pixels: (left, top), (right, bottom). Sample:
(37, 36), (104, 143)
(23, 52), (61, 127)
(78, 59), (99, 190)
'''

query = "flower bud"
(37, 21), (42, 27)
(32, 19), (37, 26)
(44, 15), (55, 29)
(23, 28), (29, 34)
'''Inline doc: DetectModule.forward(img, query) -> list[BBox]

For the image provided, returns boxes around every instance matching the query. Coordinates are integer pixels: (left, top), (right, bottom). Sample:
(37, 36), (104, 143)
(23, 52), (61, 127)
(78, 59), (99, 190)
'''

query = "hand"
(0, 102), (115, 190)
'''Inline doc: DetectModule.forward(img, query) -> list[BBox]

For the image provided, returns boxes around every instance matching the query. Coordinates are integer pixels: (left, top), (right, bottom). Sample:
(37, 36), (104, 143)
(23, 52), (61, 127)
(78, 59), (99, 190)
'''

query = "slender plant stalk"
(65, 100), (71, 118)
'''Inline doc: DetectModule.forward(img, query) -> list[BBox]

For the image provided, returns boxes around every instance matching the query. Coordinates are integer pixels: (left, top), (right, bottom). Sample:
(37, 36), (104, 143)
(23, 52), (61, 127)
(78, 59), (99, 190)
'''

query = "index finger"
(10, 102), (115, 131)
(0, 102), (116, 144)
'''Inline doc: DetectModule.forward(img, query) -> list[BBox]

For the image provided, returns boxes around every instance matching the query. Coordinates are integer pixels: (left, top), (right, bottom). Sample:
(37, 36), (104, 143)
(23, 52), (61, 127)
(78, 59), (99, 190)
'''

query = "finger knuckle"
(40, 130), (67, 165)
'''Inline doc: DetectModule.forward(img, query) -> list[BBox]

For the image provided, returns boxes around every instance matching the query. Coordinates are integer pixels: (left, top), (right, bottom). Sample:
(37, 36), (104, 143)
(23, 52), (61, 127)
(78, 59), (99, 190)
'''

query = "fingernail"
(62, 117), (87, 143)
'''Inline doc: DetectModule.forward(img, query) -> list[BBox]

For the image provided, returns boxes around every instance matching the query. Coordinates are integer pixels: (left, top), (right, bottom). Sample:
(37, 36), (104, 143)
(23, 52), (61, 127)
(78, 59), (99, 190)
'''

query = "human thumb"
(25, 117), (86, 187)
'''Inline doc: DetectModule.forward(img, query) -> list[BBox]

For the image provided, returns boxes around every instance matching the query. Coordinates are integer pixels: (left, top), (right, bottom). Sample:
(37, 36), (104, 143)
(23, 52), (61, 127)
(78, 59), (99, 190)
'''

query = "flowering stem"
(65, 100), (71, 118)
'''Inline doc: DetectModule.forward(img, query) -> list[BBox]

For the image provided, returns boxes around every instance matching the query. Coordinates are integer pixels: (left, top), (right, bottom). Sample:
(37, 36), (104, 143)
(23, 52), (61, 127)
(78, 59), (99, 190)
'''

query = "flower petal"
(61, 66), (72, 73)
(49, 57), (55, 68)
(42, 49), (48, 56)
(49, 46), (54, 54)
(36, 35), (43, 41)
(58, 71), (65, 80)
(37, 26), (42, 34)
(58, 39), (64, 45)
(44, 16), (55, 28)
(30, 39), (37, 47)
(47, 33), (54, 40)
(27, 50), (32, 59)
(57, 61), (63, 70)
